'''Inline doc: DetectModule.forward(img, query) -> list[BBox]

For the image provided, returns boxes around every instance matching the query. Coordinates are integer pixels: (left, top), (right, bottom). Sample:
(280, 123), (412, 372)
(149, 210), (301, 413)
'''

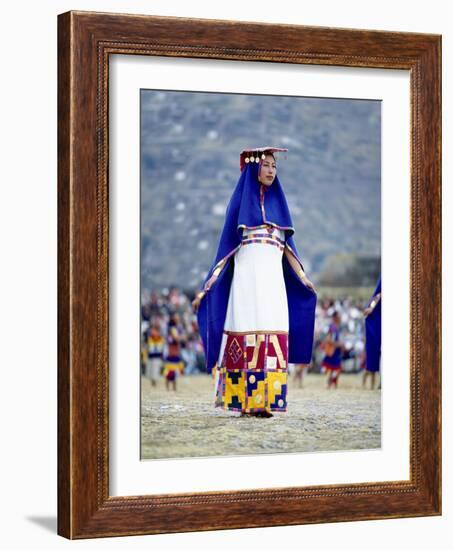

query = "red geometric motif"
(227, 337), (242, 365)
(267, 334), (288, 370)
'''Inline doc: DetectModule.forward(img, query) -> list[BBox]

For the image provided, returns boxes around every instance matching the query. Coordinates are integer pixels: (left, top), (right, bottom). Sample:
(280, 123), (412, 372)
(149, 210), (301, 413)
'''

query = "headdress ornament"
(239, 146), (288, 172)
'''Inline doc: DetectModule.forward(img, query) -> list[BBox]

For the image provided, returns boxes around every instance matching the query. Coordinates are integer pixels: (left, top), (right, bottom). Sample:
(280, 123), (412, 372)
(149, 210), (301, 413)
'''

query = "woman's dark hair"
(262, 151), (276, 162)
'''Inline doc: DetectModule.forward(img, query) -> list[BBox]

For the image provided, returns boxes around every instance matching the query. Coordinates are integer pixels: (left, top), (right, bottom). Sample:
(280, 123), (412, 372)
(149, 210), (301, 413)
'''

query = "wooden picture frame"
(57, 10), (441, 538)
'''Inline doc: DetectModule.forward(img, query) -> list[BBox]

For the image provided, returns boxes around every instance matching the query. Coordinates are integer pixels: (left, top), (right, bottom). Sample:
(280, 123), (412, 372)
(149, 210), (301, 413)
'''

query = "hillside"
(140, 90), (381, 291)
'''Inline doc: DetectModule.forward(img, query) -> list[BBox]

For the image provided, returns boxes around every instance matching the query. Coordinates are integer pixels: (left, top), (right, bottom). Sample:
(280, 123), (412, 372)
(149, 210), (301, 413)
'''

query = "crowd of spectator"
(141, 287), (370, 376)
(141, 287), (205, 375)
(314, 298), (368, 373)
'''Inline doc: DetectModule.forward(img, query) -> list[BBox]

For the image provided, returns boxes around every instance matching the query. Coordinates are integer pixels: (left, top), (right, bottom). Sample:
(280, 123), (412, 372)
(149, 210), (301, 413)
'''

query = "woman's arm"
(191, 260), (227, 312)
(324, 332), (343, 349)
(363, 292), (381, 318)
(284, 248), (316, 292)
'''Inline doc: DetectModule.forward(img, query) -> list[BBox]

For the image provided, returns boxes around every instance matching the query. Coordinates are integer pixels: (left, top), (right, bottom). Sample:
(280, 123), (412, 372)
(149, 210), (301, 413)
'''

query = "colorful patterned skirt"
(163, 357), (184, 380)
(322, 353), (342, 371)
(215, 330), (288, 413)
(214, 227), (289, 413)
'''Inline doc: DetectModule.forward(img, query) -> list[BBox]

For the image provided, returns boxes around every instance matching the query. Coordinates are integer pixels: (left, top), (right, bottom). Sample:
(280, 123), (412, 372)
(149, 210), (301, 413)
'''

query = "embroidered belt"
(241, 233), (285, 251)
(245, 231), (285, 243)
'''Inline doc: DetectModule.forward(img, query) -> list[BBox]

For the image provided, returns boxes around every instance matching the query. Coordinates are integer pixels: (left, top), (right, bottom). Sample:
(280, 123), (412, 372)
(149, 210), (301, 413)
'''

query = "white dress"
(223, 226), (288, 333)
(214, 225), (290, 413)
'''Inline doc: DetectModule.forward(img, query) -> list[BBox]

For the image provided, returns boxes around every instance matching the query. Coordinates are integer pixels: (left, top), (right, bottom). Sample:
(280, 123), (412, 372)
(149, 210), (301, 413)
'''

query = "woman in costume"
(321, 310), (343, 389)
(363, 278), (381, 390)
(162, 314), (185, 391)
(145, 323), (165, 387)
(193, 147), (317, 417)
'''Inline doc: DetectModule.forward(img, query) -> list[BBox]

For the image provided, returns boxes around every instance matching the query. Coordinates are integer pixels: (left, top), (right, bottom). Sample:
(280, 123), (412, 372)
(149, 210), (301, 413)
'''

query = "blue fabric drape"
(365, 278), (382, 372)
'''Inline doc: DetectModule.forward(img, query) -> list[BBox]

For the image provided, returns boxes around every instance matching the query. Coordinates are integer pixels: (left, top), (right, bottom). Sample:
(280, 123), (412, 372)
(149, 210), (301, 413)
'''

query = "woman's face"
(258, 154), (277, 186)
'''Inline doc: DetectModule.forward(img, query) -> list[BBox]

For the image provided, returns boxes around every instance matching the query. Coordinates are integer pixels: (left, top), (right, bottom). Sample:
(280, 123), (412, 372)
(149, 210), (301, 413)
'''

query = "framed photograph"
(58, 11), (441, 538)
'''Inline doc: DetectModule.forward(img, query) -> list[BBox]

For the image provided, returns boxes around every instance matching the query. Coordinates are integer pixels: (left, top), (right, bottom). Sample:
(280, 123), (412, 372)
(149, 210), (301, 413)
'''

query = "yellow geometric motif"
(247, 378), (266, 410)
(224, 371), (245, 409)
(267, 371), (287, 407)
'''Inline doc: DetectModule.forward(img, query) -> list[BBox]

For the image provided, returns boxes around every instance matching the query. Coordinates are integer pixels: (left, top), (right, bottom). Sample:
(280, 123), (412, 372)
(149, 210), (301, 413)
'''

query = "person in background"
(321, 311), (343, 388)
(140, 340), (148, 377)
(145, 324), (165, 387)
(163, 314), (185, 391)
(293, 363), (310, 388)
(363, 278), (382, 390)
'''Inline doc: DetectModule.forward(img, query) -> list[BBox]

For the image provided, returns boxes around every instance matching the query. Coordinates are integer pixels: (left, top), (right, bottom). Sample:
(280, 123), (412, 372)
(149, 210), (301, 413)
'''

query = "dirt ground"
(141, 372), (381, 460)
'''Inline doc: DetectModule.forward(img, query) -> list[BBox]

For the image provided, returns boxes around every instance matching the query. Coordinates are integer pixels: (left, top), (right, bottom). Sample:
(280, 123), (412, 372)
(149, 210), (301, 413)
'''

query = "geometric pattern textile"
(215, 331), (288, 413)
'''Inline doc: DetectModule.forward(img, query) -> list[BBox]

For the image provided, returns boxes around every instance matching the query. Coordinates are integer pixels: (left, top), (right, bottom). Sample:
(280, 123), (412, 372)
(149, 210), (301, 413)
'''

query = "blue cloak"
(197, 160), (317, 373)
(365, 278), (382, 372)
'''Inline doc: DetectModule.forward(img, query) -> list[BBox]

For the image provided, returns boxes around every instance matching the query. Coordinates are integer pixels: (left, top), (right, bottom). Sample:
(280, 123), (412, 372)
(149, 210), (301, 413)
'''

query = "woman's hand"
(300, 273), (316, 292)
(192, 267), (223, 313)
(191, 294), (202, 313)
(284, 249), (316, 292)
(364, 293), (380, 318)
(363, 306), (373, 318)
